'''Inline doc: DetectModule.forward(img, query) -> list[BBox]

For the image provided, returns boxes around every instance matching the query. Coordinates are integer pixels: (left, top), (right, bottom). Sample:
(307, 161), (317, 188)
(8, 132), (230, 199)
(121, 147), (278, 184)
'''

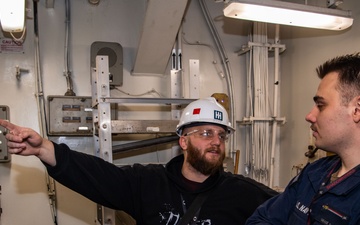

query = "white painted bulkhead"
(0, 0), (359, 224)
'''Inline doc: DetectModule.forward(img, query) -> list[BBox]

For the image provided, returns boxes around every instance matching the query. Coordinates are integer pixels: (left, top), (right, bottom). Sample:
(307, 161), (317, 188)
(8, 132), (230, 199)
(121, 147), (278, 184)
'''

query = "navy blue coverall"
(246, 155), (360, 225)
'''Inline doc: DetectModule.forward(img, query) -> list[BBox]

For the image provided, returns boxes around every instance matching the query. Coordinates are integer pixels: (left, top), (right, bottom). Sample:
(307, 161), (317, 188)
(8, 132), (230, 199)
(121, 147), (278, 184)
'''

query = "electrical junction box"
(48, 96), (93, 136)
(91, 41), (123, 86)
(0, 105), (10, 162)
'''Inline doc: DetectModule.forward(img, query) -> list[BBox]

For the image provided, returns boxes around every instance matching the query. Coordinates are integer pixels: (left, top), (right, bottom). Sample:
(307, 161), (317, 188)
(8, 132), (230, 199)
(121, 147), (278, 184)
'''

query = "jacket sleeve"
(245, 165), (308, 225)
(43, 142), (142, 213)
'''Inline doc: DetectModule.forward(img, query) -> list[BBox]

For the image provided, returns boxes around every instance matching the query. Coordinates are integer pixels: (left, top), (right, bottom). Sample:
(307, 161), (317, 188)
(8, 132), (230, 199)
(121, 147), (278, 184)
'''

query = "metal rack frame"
(91, 55), (194, 224)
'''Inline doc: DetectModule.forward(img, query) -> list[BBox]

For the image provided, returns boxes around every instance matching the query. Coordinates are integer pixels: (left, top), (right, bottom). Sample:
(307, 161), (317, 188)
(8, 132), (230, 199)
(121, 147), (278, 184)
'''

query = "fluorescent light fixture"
(223, 0), (353, 31)
(0, 0), (26, 32)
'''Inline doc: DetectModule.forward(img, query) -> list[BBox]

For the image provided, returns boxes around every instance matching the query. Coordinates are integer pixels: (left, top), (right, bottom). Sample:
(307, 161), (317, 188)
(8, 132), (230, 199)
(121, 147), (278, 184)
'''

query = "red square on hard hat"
(193, 108), (201, 115)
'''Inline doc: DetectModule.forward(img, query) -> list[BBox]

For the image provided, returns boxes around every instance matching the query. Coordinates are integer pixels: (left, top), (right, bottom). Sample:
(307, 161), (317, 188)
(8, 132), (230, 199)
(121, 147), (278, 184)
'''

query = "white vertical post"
(189, 59), (200, 99)
(93, 55), (115, 225)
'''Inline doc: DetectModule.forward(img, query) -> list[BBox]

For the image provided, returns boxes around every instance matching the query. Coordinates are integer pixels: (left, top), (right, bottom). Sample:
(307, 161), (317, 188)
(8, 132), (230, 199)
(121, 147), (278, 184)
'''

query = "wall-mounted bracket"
(0, 105), (10, 162)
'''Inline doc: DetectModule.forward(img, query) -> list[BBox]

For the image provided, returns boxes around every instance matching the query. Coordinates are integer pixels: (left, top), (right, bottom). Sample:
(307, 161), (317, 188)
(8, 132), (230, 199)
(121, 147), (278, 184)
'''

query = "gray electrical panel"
(0, 105), (10, 162)
(48, 96), (93, 136)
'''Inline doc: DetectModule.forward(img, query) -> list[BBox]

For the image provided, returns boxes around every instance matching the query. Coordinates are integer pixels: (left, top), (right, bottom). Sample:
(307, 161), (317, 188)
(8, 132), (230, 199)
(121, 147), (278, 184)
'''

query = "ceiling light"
(223, 0), (353, 31)
(0, 0), (25, 32)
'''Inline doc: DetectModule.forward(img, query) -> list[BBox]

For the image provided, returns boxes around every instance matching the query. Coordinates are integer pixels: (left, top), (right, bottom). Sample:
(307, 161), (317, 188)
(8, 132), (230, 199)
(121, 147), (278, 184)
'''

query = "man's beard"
(186, 140), (225, 176)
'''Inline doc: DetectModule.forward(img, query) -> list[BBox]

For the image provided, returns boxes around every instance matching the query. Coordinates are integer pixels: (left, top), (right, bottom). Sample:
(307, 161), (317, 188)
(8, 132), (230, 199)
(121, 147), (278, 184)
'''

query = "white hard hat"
(176, 97), (235, 136)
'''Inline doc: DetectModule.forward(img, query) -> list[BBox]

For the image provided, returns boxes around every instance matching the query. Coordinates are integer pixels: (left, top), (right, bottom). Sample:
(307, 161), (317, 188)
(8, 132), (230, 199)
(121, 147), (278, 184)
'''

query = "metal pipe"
(113, 135), (179, 154)
(33, 0), (46, 136)
(199, 0), (236, 156)
(64, 0), (75, 96)
(269, 24), (280, 188)
(33, 2), (57, 223)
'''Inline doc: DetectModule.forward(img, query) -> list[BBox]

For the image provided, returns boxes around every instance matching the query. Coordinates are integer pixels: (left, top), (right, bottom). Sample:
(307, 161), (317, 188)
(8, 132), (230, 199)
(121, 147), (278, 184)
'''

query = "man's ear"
(179, 136), (188, 150)
(353, 96), (360, 123)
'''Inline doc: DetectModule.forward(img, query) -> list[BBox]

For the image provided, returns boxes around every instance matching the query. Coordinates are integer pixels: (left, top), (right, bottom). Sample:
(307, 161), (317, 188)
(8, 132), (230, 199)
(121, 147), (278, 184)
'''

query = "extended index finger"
(0, 119), (16, 130)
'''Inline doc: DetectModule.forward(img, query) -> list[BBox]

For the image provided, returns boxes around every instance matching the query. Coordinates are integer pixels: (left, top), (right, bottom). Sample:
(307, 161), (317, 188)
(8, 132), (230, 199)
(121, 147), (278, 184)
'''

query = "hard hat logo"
(214, 110), (223, 121)
(193, 108), (201, 115)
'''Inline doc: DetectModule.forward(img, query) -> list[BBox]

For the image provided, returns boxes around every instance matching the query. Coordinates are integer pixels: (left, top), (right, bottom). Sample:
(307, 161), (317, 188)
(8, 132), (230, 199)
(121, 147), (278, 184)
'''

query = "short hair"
(316, 52), (360, 105)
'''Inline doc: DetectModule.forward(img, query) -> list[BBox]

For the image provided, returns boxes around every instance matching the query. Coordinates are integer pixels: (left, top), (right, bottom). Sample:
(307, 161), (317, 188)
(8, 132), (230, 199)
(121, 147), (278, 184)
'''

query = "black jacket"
(45, 142), (278, 225)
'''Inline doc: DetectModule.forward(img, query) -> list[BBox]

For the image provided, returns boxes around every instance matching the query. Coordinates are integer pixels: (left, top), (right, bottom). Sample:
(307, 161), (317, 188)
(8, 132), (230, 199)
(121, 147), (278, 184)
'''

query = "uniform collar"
(308, 156), (360, 195)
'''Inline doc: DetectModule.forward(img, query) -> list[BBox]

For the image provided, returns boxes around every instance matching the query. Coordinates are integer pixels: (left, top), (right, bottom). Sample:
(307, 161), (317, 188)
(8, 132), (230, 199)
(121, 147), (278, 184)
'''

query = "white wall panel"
(1, 0), (359, 224)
